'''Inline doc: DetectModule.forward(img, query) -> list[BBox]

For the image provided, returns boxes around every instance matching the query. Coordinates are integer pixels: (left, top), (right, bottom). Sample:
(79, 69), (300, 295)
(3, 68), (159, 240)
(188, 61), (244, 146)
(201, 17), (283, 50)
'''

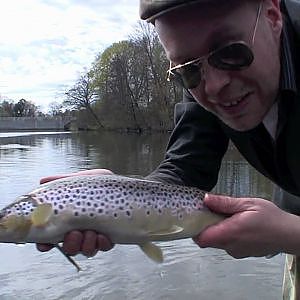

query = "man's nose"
(202, 63), (231, 97)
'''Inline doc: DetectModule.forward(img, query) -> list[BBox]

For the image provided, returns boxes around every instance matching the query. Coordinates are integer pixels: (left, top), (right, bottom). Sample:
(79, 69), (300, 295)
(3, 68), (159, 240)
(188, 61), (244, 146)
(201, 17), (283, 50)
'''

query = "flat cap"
(140, 0), (212, 22)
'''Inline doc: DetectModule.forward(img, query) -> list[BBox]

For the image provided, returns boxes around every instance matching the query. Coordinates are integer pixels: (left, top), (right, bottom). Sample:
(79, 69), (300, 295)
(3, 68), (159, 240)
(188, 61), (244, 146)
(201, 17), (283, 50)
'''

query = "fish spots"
(5, 200), (37, 217)
(14, 175), (206, 222)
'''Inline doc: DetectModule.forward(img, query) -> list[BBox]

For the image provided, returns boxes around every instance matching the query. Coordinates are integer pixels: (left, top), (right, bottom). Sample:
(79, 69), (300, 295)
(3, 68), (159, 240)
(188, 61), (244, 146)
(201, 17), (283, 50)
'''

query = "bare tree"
(48, 101), (64, 116)
(130, 22), (182, 128)
(64, 73), (104, 128)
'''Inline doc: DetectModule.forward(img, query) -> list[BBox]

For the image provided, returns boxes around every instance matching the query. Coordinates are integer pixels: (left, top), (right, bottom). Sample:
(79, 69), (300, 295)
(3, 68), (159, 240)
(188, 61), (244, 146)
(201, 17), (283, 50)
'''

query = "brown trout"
(0, 175), (224, 269)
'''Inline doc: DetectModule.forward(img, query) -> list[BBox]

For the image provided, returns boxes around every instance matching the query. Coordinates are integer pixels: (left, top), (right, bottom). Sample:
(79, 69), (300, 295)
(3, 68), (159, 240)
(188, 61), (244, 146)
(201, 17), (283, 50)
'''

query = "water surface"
(0, 131), (284, 299)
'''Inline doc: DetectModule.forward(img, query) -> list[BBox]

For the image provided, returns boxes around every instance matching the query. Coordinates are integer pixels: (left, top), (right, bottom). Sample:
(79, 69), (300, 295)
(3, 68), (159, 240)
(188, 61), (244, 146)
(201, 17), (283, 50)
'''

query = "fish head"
(0, 195), (52, 243)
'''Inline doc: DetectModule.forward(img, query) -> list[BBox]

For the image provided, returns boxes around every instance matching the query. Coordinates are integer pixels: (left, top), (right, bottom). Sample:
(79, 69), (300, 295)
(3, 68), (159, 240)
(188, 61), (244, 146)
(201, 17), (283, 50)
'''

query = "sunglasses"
(166, 1), (263, 89)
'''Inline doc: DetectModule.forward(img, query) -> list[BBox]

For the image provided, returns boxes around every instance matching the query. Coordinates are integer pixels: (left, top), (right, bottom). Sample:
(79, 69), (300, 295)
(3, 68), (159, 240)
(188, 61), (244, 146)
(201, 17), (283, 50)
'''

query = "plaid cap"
(139, 0), (215, 22)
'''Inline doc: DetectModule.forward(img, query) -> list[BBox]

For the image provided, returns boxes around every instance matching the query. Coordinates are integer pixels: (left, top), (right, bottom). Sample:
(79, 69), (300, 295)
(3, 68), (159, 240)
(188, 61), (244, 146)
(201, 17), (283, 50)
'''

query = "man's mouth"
(220, 95), (247, 108)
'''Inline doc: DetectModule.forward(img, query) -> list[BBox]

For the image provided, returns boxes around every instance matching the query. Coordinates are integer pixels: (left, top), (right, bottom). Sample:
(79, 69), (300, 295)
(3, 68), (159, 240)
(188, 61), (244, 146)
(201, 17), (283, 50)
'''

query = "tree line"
(64, 22), (182, 132)
(0, 98), (40, 117)
(0, 22), (183, 132)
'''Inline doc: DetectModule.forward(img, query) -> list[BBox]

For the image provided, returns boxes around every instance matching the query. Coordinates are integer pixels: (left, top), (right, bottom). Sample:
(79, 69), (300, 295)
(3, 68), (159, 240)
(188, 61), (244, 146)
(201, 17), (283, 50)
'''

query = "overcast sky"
(0, 0), (140, 112)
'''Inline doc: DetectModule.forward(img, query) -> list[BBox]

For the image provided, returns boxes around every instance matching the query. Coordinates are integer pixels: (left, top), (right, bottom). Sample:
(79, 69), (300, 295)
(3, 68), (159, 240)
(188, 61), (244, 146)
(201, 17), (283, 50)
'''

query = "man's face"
(156, 0), (283, 131)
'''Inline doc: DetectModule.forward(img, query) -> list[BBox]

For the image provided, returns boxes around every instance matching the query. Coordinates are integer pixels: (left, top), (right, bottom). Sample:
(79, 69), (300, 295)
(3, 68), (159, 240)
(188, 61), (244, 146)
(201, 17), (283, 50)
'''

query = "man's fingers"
(40, 175), (66, 184)
(194, 218), (233, 248)
(40, 169), (113, 184)
(204, 194), (257, 215)
(37, 231), (114, 256)
(97, 234), (114, 252)
(36, 243), (54, 252)
(73, 169), (113, 176)
(81, 231), (98, 257)
(63, 231), (84, 256)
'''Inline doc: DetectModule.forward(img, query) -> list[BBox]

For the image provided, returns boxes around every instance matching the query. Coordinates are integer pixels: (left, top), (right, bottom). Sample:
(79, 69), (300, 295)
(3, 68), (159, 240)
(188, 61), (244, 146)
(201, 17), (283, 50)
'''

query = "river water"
(0, 131), (284, 300)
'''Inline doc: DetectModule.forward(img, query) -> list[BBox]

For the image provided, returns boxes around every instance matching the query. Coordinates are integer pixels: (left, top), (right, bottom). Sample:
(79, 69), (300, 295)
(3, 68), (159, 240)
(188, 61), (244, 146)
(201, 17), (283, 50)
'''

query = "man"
(138, 0), (300, 259)
(38, 0), (300, 294)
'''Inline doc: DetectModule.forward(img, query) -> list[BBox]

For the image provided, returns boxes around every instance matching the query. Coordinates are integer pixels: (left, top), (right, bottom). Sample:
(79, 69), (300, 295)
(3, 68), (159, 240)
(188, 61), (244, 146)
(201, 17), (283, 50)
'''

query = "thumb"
(204, 194), (249, 215)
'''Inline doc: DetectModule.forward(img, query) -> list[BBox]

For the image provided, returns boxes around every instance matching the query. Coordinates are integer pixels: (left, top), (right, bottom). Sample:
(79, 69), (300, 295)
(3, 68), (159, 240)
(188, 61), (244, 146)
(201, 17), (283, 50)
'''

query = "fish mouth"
(0, 210), (6, 220)
(0, 210), (11, 230)
(0, 209), (32, 242)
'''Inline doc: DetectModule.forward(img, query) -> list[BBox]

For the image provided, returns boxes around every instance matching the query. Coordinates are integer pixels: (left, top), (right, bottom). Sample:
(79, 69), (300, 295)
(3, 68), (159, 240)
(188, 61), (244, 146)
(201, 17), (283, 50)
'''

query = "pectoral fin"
(31, 204), (53, 226)
(139, 242), (163, 263)
(148, 225), (184, 238)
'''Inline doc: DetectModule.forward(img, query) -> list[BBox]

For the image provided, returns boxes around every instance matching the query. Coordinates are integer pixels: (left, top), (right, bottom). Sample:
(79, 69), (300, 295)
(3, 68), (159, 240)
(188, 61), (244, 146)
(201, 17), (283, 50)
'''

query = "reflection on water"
(0, 131), (283, 299)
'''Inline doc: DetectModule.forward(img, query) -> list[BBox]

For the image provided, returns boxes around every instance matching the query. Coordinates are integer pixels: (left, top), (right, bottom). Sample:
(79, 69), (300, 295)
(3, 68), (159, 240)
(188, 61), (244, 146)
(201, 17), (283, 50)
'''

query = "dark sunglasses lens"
(209, 43), (254, 70)
(175, 64), (202, 89)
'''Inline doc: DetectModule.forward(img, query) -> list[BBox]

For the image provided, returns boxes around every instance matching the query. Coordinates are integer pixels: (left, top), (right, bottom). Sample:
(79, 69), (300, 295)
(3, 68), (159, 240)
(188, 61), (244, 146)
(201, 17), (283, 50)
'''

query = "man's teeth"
(222, 97), (243, 107)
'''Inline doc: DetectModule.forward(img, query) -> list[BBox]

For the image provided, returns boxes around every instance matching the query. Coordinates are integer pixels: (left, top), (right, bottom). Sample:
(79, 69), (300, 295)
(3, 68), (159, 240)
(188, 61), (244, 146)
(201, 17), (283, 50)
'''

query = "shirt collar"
(280, 17), (297, 93)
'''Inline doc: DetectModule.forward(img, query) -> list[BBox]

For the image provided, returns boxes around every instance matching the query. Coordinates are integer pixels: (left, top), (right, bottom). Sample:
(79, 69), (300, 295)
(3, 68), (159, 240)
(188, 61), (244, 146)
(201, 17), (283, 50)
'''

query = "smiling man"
(155, 1), (280, 132)
(139, 0), (300, 297)
(37, 0), (300, 297)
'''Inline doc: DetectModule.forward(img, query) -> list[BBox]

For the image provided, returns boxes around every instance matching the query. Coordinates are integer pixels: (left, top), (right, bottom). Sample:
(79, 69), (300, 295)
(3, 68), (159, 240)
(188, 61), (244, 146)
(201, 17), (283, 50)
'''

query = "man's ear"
(264, 0), (283, 36)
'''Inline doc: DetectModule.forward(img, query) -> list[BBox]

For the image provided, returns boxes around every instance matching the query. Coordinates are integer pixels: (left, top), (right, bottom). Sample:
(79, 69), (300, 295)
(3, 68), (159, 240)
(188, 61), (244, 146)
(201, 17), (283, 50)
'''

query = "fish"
(0, 174), (224, 270)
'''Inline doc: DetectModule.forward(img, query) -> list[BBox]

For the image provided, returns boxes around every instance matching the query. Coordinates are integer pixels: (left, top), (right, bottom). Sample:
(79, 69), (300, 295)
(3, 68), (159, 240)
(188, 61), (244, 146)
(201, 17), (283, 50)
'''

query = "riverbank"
(0, 116), (72, 131)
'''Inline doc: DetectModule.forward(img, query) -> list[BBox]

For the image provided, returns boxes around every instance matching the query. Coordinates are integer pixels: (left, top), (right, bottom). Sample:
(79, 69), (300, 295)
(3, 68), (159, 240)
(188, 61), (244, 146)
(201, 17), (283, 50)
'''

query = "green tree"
(0, 100), (14, 116)
(91, 22), (182, 131)
(13, 99), (38, 117)
(61, 21), (182, 132)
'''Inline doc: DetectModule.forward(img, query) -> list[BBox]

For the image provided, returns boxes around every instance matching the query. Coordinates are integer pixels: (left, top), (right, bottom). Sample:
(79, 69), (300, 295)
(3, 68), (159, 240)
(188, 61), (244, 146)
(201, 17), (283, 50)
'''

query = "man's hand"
(193, 194), (300, 258)
(36, 169), (114, 257)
